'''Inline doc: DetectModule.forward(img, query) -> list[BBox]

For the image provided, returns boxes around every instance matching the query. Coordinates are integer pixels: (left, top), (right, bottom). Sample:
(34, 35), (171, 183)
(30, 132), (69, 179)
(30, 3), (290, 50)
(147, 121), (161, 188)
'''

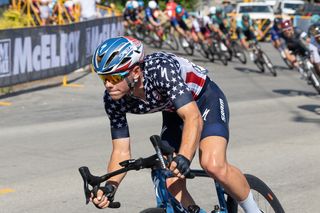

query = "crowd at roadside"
(0, 0), (119, 27)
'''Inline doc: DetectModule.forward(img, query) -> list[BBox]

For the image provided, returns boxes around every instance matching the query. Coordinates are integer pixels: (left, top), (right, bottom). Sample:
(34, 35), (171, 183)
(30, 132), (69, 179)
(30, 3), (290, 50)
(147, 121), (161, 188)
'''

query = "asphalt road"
(0, 42), (319, 213)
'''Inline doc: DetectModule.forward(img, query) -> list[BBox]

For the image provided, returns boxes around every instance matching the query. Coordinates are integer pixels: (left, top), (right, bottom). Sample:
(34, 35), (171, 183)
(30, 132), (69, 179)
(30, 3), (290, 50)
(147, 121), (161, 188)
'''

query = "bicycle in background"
(249, 40), (277, 77)
(79, 135), (285, 213)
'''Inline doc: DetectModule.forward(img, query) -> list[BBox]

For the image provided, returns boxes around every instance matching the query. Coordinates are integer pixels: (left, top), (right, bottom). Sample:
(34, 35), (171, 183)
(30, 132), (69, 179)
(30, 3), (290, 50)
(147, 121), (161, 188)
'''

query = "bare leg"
(166, 177), (196, 208)
(199, 136), (250, 201)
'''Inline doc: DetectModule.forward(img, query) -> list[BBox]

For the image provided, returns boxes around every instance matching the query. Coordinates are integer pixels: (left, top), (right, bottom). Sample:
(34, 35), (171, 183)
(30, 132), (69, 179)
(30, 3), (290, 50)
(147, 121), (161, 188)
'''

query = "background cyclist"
(171, 5), (192, 40)
(145, 0), (163, 39)
(236, 13), (262, 61)
(308, 25), (320, 76)
(279, 19), (309, 77)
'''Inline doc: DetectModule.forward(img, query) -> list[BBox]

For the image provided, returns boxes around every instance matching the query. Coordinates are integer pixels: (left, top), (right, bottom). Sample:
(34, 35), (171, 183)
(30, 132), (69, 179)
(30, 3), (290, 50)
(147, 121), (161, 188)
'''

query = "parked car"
(273, 0), (305, 15)
(236, 2), (275, 22)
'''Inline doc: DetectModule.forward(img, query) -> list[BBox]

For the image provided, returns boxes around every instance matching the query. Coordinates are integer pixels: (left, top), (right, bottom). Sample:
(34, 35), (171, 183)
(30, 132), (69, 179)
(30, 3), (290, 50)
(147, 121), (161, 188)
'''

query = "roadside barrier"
(0, 16), (124, 88)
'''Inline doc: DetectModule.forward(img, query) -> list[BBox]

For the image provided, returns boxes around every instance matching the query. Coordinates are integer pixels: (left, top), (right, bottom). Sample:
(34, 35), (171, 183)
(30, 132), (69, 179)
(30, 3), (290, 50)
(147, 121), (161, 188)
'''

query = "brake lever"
(79, 166), (93, 204)
(79, 166), (121, 208)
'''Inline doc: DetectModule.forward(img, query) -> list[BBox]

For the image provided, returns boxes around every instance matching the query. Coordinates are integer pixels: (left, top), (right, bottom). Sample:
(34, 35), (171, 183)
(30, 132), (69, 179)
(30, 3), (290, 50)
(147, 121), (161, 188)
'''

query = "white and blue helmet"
(92, 36), (144, 75)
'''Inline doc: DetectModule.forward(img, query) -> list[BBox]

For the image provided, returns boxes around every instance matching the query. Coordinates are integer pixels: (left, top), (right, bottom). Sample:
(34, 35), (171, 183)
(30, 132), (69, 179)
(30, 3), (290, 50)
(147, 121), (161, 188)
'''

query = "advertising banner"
(0, 16), (123, 87)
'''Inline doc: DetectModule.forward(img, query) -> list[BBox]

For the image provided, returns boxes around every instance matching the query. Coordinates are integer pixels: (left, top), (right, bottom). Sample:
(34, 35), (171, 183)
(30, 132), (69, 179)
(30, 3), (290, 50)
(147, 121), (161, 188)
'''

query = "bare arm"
(106, 137), (131, 187)
(91, 137), (131, 208)
(176, 101), (203, 161)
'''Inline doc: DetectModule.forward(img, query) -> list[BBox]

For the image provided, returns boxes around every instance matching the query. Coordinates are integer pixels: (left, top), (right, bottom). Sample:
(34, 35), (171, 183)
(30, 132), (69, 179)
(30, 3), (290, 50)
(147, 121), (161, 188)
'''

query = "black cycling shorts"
(160, 78), (230, 152)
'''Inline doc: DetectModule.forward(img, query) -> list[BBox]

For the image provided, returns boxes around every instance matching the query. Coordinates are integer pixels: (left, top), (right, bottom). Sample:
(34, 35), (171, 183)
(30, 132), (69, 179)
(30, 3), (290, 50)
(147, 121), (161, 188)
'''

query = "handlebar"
(78, 135), (194, 209)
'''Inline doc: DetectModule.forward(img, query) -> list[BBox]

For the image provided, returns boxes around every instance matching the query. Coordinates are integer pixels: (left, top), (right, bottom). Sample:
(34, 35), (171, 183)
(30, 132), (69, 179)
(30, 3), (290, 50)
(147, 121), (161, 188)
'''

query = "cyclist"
(279, 19), (309, 77)
(308, 14), (320, 38)
(211, 7), (231, 36)
(164, 0), (177, 20)
(236, 14), (260, 49)
(137, 0), (145, 21)
(236, 13), (262, 61)
(309, 26), (320, 75)
(145, 0), (163, 39)
(270, 17), (295, 66)
(171, 5), (191, 38)
(191, 11), (222, 46)
(270, 17), (283, 49)
(211, 6), (232, 46)
(90, 36), (261, 213)
(123, 2), (139, 32)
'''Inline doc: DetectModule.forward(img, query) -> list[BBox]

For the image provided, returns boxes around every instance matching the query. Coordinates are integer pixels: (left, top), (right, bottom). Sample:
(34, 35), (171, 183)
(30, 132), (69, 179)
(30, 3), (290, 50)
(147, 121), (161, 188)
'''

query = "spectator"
(74, 0), (101, 21)
(64, 0), (76, 21)
(222, 0), (235, 14)
(38, 0), (52, 25)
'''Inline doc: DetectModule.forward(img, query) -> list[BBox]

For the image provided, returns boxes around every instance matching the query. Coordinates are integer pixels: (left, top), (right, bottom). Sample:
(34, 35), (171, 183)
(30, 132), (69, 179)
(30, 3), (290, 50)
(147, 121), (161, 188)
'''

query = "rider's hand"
(90, 189), (110, 209)
(169, 154), (191, 178)
(90, 183), (116, 209)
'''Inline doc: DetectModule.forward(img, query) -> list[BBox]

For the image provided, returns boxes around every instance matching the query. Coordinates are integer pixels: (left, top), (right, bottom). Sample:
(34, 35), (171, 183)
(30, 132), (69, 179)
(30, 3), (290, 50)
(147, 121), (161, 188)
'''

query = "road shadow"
(292, 114), (320, 125)
(274, 65), (294, 72)
(273, 89), (318, 97)
(0, 71), (90, 99)
(234, 66), (263, 74)
(298, 105), (320, 115)
(192, 58), (211, 63)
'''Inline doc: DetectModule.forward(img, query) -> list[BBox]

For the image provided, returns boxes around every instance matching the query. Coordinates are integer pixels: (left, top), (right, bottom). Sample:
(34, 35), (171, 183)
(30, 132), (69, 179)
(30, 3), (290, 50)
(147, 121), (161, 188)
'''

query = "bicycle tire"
(255, 58), (265, 72)
(220, 53), (228, 66)
(262, 52), (277, 77)
(308, 67), (320, 94)
(179, 36), (194, 56)
(196, 43), (210, 59)
(140, 208), (166, 213)
(232, 42), (247, 64)
(148, 32), (162, 48)
(134, 26), (147, 41)
(227, 174), (285, 213)
(164, 31), (179, 51)
(211, 42), (228, 66)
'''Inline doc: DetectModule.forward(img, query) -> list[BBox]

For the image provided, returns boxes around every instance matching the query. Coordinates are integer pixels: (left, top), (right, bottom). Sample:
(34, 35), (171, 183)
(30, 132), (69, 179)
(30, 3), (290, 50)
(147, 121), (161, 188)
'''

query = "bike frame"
(151, 168), (229, 213)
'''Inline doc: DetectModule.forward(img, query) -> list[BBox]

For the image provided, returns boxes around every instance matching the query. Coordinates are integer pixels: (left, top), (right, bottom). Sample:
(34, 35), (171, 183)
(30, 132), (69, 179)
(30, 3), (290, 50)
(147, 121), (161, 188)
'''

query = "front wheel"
(308, 66), (320, 94)
(179, 36), (194, 56)
(227, 174), (285, 213)
(164, 31), (179, 51)
(232, 41), (247, 64)
(262, 52), (277, 77)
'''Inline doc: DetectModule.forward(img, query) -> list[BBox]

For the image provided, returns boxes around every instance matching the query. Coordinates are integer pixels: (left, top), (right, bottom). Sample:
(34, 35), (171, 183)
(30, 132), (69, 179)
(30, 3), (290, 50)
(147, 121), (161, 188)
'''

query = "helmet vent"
(120, 57), (131, 65)
(104, 51), (119, 69)
(97, 53), (105, 63)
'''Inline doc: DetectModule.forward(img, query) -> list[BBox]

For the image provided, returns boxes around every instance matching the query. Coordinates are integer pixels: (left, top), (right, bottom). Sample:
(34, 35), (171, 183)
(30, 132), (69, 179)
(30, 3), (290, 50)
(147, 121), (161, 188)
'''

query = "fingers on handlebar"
(169, 154), (191, 179)
(90, 190), (109, 209)
(90, 186), (121, 209)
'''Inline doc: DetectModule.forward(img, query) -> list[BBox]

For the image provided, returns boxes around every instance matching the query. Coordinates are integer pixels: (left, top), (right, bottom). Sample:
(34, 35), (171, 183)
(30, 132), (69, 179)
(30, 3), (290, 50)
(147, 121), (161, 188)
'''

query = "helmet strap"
(125, 76), (138, 96)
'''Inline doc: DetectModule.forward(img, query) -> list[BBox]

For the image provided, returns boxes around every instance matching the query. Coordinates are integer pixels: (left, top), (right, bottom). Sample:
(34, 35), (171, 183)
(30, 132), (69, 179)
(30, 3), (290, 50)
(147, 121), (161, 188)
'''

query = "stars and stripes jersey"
(104, 52), (209, 139)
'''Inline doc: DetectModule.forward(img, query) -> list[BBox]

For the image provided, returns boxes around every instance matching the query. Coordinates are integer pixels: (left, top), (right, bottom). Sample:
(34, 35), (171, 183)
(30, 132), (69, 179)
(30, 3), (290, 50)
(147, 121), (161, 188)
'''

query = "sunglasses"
(99, 71), (129, 84)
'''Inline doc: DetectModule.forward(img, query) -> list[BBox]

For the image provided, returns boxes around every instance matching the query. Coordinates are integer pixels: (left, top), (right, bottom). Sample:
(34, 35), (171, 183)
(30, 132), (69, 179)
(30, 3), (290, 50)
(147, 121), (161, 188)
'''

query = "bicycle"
(208, 33), (228, 66)
(178, 34), (194, 56)
(224, 36), (247, 64)
(295, 52), (320, 94)
(161, 25), (180, 51)
(79, 135), (285, 213)
(249, 41), (277, 77)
